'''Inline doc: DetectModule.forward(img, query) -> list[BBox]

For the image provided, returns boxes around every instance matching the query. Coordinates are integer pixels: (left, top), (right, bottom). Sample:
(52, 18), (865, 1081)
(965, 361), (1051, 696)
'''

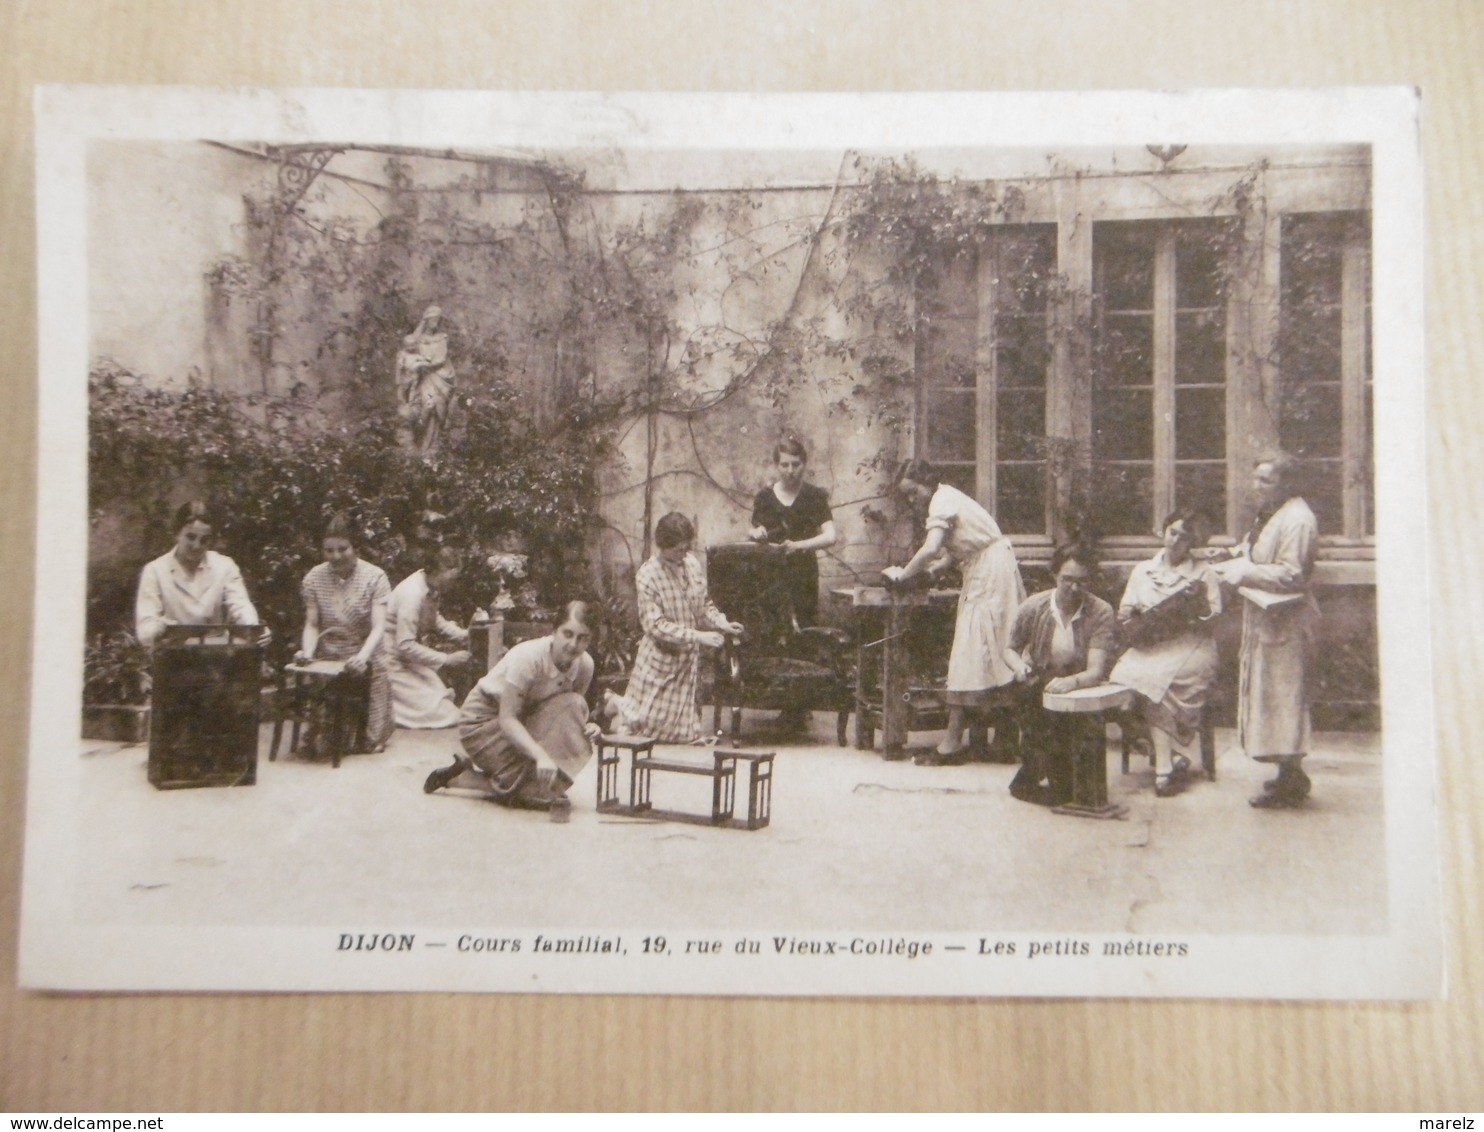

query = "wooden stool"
(1041, 683), (1132, 819)
(270, 660), (363, 769)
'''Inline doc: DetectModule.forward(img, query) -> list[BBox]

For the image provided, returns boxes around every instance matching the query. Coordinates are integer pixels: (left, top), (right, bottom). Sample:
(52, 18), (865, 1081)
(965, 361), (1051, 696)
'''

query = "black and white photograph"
(22, 87), (1439, 998)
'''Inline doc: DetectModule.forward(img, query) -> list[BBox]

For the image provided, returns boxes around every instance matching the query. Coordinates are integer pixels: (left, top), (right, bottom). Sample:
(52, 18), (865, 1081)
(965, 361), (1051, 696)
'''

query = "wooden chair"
(1116, 704), (1217, 781)
(704, 543), (854, 743)
(270, 659), (368, 769)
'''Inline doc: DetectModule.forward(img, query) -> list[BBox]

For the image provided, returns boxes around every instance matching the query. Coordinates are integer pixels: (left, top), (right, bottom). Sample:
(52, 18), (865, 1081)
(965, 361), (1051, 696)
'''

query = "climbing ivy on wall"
(103, 147), (1289, 648)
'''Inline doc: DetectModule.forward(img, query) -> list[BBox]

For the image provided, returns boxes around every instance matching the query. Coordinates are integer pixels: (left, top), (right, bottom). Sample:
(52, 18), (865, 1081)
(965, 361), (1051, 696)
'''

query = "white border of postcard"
(23, 87), (1440, 997)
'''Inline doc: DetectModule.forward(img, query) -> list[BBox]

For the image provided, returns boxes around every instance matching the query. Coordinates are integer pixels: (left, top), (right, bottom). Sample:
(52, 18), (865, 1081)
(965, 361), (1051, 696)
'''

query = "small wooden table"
(1042, 682), (1133, 819)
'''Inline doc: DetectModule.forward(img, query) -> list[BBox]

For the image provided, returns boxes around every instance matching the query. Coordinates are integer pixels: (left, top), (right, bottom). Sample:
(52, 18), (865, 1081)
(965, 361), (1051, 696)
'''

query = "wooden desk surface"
(830, 585), (961, 607)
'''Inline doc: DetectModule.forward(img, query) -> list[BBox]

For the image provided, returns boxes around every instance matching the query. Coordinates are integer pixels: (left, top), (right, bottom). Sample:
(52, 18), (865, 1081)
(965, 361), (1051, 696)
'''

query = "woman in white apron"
(883, 460), (1026, 764)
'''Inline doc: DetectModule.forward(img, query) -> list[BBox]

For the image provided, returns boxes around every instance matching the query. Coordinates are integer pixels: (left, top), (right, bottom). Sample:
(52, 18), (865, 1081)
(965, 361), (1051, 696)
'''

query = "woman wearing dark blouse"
(747, 437), (837, 627)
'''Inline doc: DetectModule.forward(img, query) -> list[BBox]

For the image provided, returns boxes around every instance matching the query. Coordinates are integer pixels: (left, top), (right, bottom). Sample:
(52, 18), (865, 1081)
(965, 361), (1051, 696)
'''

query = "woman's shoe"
(423, 753), (470, 794)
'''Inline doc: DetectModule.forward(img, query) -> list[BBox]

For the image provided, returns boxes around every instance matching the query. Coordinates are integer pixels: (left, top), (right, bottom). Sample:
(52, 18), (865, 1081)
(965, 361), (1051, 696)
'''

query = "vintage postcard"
(21, 87), (1439, 997)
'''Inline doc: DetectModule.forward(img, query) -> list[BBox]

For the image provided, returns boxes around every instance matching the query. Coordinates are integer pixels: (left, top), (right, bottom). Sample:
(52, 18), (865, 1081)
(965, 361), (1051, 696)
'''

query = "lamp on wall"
(1146, 144), (1188, 169)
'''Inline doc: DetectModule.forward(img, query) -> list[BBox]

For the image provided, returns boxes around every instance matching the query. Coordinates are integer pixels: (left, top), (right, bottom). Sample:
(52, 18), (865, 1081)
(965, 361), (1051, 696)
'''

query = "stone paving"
(72, 716), (1386, 937)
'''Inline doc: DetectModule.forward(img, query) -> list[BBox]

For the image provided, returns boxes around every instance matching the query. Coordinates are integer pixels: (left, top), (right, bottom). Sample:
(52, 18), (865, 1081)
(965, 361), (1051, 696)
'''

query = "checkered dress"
(302, 559), (394, 749)
(617, 553), (730, 742)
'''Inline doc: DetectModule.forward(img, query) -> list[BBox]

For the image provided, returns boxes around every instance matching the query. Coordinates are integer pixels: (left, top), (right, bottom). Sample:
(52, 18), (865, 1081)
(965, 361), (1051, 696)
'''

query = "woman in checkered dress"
(607, 513), (743, 743)
(296, 513), (394, 753)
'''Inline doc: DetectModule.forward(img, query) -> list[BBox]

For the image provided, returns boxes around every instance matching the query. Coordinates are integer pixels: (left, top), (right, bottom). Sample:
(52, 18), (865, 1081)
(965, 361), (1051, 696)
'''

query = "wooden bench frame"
(593, 734), (774, 831)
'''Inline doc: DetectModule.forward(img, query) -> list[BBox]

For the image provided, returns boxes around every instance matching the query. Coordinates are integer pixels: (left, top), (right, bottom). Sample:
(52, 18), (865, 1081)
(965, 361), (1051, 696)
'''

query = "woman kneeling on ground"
(605, 512), (744, 744)
(385, 543), (474, 730)
(423, 601), (602, 817)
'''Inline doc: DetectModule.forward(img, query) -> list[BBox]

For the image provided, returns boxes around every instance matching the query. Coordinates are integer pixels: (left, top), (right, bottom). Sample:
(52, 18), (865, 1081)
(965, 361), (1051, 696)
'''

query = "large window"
(915, 225), (1057, 535)
(1091, 219), (1234, 538)
(1278, 212), (1373, 537)
(911, 196), (1373, 550)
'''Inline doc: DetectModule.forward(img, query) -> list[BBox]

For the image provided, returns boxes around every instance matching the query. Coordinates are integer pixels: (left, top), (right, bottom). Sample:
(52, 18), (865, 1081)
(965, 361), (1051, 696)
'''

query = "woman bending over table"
(882, 460), (1025, 766)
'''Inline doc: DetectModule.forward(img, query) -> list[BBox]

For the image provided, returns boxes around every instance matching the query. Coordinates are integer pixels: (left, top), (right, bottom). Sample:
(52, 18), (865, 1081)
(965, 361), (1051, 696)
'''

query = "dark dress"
(1004, 590), (1120, 806)
(750, 482), (833, 627)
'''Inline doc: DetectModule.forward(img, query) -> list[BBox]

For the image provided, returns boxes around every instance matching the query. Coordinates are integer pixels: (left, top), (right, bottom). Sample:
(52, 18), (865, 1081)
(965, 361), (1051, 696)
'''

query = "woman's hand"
(881, 566), (907, 583)
(1013, 660), (1035, 683)
(441, 650), (473, 670)
(721, 620), (744, 636)
(1044, 675), (1079, 695)
(748, 525), (769, 541)
(584, 721), (603, 743)
(697, 631), (726, 649)
(344, 653), (369, 676)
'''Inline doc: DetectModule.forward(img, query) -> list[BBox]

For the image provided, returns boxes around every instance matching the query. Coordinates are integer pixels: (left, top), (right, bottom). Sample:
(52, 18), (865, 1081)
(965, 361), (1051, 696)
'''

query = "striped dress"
(301, 559), (394, 750)
(615, 553), (731, 742)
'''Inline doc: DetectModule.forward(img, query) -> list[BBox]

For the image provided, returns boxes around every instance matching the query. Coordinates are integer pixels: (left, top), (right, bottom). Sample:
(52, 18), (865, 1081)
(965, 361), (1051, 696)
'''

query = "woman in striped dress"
(606, 513), (743, 743)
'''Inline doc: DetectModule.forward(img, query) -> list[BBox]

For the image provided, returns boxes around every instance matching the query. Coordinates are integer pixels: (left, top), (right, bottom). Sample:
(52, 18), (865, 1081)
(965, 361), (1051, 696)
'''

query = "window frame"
(908, 156), (1373, 562)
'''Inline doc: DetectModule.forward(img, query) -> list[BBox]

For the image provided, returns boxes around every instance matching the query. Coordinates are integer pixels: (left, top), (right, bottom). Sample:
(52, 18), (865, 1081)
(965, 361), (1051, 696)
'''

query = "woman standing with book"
(1214, 454), (1321, 808)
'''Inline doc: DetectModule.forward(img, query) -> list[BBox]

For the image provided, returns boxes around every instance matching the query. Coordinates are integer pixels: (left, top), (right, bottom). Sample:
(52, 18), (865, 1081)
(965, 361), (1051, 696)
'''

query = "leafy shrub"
(87, 364), (608, 671)
(82, 631), (151, 706)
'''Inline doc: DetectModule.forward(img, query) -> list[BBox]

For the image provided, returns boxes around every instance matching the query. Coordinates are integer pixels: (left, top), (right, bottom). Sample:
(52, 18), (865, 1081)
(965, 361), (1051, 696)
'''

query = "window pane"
(1282, 218), (1344, 308)
(1096, 223), (1156, 310)
(1175, 386), (1226, 460)
(924, 389), (976, 463)
(1093, 388), (1153, 461)
(1299, 460), (1343, 536)
(1280, 214), (1352, 518)
(1174, 463), (1227, 533)
(1090, 464), (1154, 537)
(938, 464), (976, 498)
(996, 463), (1046, 535)
(919, 317), (977, 388)
(1102, 315), (1154, 386)
(1175, 310), (1226, 386)
(1284, 306), (1343, 384)
(997, 390), (1045, 460)
(995, 227), (1057, 315)
(1174, 223), (1231, 309)
(1278, 382), (1342, 459)
(996, 313), (1047, 387)
(918, 252), (978, 318)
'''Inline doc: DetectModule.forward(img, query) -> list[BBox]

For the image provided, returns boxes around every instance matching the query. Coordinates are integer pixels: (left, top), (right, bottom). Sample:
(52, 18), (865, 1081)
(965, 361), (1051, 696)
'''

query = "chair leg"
(270, 683), (285, 762)
(730, 706), (742, 738)
(836, 711), (849, 746)
(1120, 713), (1131, 775)
(1200, 712), (1217, 781)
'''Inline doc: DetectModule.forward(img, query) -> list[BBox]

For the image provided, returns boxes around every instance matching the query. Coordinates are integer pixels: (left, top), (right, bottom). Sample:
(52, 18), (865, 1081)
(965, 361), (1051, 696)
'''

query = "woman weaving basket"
(1109, 509), (1224, 797)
